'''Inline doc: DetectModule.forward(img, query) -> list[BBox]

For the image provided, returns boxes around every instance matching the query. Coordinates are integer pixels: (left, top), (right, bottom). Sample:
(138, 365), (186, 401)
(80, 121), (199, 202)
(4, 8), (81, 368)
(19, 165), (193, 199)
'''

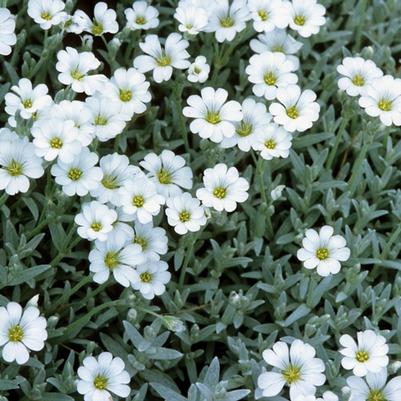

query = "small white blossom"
(187, 56), (210, 83)
(125, 1), (159, 31)
(174, 3), (209, 35)
(27, 0), (66, 30)
(0, 8), (16, 56)
(254, 124), (292, 160)
(247, 0), (289, 33)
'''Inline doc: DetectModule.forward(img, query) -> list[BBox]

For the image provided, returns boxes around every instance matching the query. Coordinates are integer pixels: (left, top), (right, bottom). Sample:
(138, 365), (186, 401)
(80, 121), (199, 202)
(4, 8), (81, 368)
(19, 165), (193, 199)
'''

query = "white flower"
(0, 301), (47, 365)
(75, 201), (118, 242)
(91, 153), (140, 206)
(206, 0), (250, 42)
(250, 28), (302, 70)
(61, 11), (86, 34)
(269, 84), (320, 132)
(131, 261), (171, 300)
(103, 67), (151, 119)
(337, 57), (383, 97)
(89, 235), (145, 286)
(295, 396), (317, 401)
(296, 225), (350, 277)
(257, 339), (326, 401)
(140, 150), (193, 199)
(5, 78), (52, 125)
(130, 222), (168, 261)
(50, 100), (95, 147)
(287, 0), (326, 38)
(187, 55), (210, 83)
(0, 136), (44, 196)
(270, 184), (286, 201)
(32, 119), (82, 163)
(125, 1), (159, 31)
(134, 33), (190, 83)
(183, 87), (243, 143)
(118, 176), (165, 224)
(174, 3), (209, 35)
(74, 2), (118, 36)
(196, 163), (249, 212)
(77, 352), (130, 401)
(317, 392), (338, 401)
(166, 193), (207, 235)
(347, 368), (401, 401)
(246, 52), (298, 100)
(51, 147), (103, 197)
(0, 8), (16, 56)
(247, 0), (289, 32)
(85, 96), (127, 142)
(56, 47), (107, 95)
(254, 124), (292, 160)
(359, 75), (401, 126)
(221, 97), (272, 152)
(27, 0), (66, 30)
(339, 330), (389, 377)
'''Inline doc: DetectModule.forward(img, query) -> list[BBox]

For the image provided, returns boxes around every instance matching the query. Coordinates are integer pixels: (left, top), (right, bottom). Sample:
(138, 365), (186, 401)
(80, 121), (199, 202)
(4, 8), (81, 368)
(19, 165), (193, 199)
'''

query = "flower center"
(220, 16), (234, 28)
(91, 222), (103, 232)
(258, 9), (269, 21)
(70, 69), (84, 80)
(94, 115), (108, 126)
(378, 99), (392, 111)
(6, 160), (23, 177)
(264, 71), (277, 85)
(272, 45), (284, 52)
(156, 54), (171, 67)
(352, 74), (365, 86)
(50, 137), (63, 149)
(287, 106), (299, 119)
(316, 247), (329, 260)
(40, 12), (52, 21)
(68, 168), (83, 181)
(264, 139), (276, 149)
(179, 210), (191, 222)
(102, 175), (119, 189)
(194, 66), (202, 74)
(157, 168), (172, 185)
(91, 21), (104, 35)
(119, 89), (132, 102)
(282, 364), (301, 384)
(22, 98), (33, 109)
(134, 235), (148, 250)
(236, 121), (253, 137)
(294, 15), (306, 26)
(133, 195), (145, 208)
(206, 111), (221, 124)
(104, 251), (119, 269)
(93, 375), (108, 390)
(8, 325), (24, 342)
(367, 389), (386, 401)
(140, 271), (152, 283)
(135, 16), (146, 25)
(356, 350), (370, 363)
(213, 186), (227, 199)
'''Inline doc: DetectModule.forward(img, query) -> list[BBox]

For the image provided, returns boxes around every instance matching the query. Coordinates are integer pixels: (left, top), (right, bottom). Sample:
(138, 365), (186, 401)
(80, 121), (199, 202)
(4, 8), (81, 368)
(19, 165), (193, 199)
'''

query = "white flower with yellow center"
(254, 123), (292, 160)
(131, 260), (171, 300)
(0, 301), (47, 365)
(296, 225), (350, 277)
(347, 368), (401, 401)
(257, 339), (326, 401)
(246, 51), (298, 100)
(339, 330), (389, 377)
(337, 57), (383, 97)
(134, 33), (190, 83)
(140, 149), (193, 199)
(174, 3), (209, 35)
(287, 0), (326, 38)
(187, 55), (210, 83)
(183, 87), (243, 143)
(165, 192), (207, 235)
(196, 163), (249, 212)
(77, 352), (130, 401)
(0, 8), (16, 56)
(89, 235), (145, 287)
(359, 75), (401, 127)
(75, 201), (118, 242)
(247, 0), (289, 33)
(124, 1), (159, 31)
(27, 0), (66, 30)
(269, 84), (320, 132)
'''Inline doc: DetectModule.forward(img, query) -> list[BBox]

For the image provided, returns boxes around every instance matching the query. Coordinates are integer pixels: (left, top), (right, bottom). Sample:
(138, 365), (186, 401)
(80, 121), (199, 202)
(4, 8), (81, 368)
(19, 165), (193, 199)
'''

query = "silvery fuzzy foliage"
(1, 0), (401, 401)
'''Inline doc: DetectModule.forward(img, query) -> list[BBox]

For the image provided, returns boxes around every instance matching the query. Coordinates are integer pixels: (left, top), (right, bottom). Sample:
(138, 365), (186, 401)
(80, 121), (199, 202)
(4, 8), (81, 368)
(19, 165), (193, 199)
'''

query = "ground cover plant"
(1, 0), (401, 400)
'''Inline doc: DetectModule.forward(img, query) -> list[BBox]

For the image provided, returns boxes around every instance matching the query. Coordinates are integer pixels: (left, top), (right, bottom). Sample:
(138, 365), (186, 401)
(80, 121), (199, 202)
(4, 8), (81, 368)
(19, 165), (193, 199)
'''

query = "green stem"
(348, 142), (369, 195)
(326, 114), (350, 169)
